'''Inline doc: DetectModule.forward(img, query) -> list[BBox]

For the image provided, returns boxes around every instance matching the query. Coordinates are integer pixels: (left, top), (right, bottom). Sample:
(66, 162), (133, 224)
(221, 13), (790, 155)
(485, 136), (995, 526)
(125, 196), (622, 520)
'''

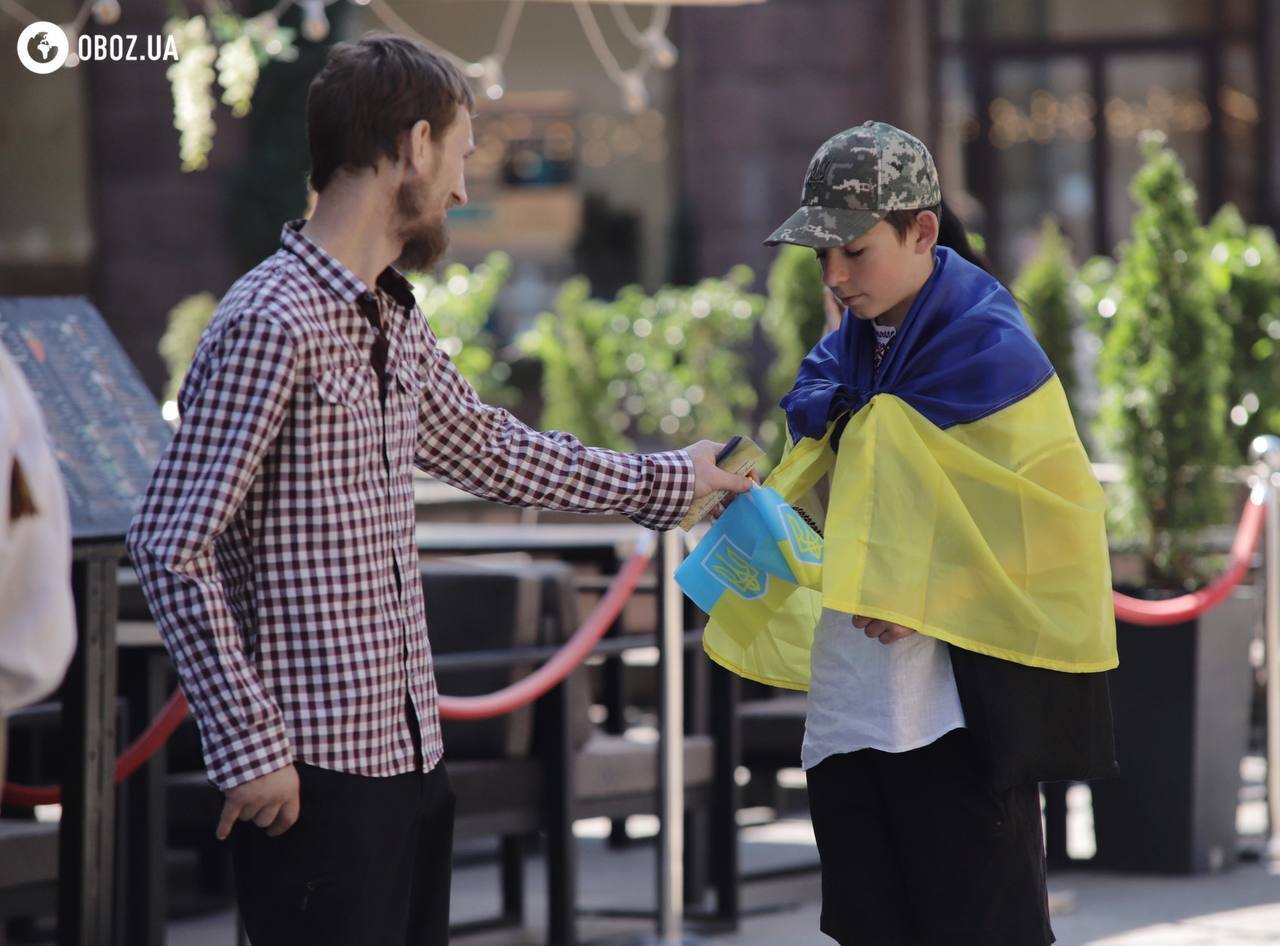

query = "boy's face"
(816, 213), (938, 327)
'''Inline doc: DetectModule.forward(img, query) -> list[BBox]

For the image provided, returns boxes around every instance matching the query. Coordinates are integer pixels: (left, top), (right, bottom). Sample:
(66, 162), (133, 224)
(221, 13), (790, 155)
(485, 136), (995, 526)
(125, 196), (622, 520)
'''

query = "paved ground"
(1047, 865), (1280, 946)
(65, 755), (1277, 945)
(159, 812), (1280, 946)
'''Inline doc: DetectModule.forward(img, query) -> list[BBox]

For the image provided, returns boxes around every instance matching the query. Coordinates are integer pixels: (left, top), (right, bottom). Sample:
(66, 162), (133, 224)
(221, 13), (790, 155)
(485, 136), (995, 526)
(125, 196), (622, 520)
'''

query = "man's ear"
(405, 119), (434, 172)
(915, 209), (940, 254)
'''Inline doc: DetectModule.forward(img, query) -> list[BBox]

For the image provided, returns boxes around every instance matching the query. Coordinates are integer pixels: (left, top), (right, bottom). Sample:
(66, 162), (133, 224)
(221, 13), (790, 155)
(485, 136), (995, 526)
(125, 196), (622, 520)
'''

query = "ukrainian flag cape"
(700, 247), (1117, 690)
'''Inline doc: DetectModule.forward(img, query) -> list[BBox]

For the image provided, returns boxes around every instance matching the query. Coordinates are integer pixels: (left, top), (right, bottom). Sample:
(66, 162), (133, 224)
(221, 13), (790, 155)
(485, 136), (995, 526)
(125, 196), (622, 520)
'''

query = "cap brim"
(763, 206), (885, 248)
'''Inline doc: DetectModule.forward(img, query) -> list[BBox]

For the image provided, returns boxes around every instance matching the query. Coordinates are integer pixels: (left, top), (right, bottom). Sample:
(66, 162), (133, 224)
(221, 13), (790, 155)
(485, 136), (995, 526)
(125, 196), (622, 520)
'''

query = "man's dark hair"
(307, 33), (476, 193)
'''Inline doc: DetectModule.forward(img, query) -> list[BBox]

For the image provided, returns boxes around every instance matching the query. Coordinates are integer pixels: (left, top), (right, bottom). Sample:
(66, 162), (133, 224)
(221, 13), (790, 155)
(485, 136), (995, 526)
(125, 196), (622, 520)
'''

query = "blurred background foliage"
(160, 136), (1280, 586)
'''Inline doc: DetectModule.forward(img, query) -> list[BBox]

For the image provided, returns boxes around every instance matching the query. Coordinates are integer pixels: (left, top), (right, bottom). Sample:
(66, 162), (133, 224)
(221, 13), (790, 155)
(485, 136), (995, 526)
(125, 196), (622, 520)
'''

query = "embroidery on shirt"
(872, 322), (897, 371)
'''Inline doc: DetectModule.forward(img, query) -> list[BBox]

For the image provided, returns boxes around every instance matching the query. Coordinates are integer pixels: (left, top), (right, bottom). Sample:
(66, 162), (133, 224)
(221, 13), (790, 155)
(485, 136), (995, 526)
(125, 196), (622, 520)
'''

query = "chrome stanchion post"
(621, 529), (710, 946)
(658, 527), (684, 943)
(1249, 435), (1280, 863)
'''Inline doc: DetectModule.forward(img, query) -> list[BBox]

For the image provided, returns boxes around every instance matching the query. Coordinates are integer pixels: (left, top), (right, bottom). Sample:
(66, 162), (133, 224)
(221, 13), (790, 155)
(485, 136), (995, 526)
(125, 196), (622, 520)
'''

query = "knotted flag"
(685, 247), (1118, 691)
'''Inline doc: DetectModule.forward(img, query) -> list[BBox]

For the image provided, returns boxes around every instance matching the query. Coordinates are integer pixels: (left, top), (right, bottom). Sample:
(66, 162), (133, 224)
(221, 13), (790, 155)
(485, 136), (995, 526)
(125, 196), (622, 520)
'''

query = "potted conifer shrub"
(1205, 204), (1280, 458)
(1086, 133), (1253, 874)
(1012, 217), (1083, 423)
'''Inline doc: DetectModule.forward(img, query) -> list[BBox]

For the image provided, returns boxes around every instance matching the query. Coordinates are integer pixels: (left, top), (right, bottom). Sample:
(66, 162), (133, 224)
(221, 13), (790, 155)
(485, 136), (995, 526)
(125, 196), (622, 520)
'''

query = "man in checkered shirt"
(126, 34), (750, 946)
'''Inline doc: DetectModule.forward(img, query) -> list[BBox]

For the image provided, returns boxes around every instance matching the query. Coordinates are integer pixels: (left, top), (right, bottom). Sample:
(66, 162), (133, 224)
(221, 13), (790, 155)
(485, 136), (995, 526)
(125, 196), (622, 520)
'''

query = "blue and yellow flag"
(676, 484), (823, 611)
(692, 247), (1117, 691)
(676, 485), (827, 689)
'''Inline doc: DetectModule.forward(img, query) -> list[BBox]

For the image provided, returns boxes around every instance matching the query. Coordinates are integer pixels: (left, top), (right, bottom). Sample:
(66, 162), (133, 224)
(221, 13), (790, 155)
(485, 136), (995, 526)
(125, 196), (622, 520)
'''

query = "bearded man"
(126, 33), (748, 946)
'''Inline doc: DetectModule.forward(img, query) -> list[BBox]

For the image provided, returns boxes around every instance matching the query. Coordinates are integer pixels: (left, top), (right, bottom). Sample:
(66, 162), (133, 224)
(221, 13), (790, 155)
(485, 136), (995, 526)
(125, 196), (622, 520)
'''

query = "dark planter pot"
(1089, 585), (1256, 873)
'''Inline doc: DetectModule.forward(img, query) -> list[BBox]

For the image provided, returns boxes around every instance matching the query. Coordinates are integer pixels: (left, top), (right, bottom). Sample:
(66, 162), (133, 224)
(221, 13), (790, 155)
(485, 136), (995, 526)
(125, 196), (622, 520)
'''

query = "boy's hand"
(684, 440), (754, 501)
(852, 614), (916, 645)
(216, 763), (301, 840)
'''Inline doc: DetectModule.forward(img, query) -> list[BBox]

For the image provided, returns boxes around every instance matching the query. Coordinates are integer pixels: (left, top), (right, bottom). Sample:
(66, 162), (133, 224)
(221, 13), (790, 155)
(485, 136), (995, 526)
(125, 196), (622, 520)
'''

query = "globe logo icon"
(29, 33), (55, 63)
(17, 21), (69, 75)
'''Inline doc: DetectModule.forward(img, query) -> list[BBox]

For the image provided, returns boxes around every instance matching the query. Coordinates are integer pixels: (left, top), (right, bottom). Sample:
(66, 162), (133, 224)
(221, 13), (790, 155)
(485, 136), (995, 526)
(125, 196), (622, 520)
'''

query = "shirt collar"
(280, 220), (418, 313)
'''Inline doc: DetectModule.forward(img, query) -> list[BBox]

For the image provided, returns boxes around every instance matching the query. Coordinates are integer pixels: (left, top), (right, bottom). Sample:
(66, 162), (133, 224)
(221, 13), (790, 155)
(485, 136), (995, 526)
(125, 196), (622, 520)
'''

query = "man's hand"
(706, 473), (761, 523)
(852, 614), (917, 645)
(216, 764), (301, 840)
(684, 440), (754, 502)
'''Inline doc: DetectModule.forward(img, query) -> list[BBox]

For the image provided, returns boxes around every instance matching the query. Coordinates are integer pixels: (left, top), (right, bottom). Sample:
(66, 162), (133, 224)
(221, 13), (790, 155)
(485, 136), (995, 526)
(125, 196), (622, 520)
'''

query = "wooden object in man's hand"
(678, 435), (765, 530)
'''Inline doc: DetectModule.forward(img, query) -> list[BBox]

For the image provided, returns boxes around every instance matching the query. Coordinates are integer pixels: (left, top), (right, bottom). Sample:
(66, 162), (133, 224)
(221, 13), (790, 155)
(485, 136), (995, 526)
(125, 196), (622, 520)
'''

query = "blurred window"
(930, 0), (1266, 274)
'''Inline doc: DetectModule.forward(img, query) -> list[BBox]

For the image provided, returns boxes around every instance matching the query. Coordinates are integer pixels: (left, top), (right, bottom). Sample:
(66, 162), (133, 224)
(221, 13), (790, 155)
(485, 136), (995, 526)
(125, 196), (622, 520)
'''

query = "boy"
(716, 122), (1118, 946)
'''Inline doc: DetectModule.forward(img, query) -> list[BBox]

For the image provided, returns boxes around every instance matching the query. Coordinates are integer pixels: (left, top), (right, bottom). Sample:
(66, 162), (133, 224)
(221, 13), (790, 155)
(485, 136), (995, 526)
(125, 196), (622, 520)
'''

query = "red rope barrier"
(438, 539), (654, 720)
(1, 539), (656, 806)
(11, 489), (1259, 809)
(3, 689), (191, 808)
(1112, 488), (1266, 626)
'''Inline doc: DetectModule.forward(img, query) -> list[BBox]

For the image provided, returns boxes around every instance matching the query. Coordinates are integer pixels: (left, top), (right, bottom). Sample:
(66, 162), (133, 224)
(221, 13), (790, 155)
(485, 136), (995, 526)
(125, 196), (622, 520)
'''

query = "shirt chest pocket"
(312, 366), (380, 469)
(386, 363), (424, 460)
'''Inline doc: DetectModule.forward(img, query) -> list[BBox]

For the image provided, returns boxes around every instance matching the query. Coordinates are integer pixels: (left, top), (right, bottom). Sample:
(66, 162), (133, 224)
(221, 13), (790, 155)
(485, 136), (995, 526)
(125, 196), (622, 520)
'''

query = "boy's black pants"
(806, 728), (1053, 946)
(229, 760), (455, 946)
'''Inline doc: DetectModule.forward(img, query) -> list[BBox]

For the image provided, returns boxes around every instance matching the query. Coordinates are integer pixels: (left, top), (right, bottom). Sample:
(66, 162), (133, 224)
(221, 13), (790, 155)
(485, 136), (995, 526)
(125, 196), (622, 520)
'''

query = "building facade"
(2, 0), (1277, 393)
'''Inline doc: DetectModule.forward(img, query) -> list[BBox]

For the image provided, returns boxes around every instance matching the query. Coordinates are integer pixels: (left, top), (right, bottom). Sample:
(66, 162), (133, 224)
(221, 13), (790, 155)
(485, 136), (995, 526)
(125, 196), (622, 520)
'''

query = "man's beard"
(394, 177), (450, 272)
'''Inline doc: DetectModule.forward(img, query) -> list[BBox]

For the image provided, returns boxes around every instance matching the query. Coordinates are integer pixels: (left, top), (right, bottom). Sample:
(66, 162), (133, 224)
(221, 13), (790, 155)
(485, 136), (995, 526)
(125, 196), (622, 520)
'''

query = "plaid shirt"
(127, 222), (694, 791)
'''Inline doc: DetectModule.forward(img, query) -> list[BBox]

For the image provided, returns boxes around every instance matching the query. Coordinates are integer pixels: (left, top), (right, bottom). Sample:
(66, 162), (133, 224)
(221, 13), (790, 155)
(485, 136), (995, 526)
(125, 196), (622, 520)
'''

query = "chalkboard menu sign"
(0, 297), (172, 540)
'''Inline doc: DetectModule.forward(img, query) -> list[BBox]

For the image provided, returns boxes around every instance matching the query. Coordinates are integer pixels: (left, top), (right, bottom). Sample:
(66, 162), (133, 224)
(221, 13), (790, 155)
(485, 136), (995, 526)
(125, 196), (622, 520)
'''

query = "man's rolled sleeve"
(632, 450), (696, 531)
(200, 710), (293, 791)
(413, 325), (695, 526)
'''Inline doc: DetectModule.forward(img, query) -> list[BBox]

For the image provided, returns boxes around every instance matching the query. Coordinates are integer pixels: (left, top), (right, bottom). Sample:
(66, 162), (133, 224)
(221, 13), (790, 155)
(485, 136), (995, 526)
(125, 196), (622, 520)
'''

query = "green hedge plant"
(160, 254), (519, 407)
(1013, 217), (1081, 418)
(762, 244), (828, 418)
(1093, 132), (1231, 588)
(520, 268), (765, 453)
(1204, 204), (1280, 459)
(407, 252), (518, 406)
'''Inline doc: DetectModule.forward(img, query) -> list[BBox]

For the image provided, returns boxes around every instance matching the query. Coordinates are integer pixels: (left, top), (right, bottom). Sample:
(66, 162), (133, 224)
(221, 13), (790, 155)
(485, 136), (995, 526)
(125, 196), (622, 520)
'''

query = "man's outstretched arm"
(412, 322), (750, 529)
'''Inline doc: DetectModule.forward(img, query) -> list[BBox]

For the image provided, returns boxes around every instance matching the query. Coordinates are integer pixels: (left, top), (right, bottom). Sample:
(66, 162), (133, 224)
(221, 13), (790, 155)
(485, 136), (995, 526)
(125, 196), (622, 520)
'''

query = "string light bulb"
(91, 0), (121, 26)
(477, 55), (505, 100)
(300, 0), (330, 42)
(641, 26), (678, 70)
(620, 70), (649, 114)
(62, 24), (79, 66)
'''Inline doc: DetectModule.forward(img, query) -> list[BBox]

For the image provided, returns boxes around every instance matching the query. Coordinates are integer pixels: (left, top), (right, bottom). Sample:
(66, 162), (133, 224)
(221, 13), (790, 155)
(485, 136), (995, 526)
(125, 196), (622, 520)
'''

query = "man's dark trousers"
(230, 761), (455, 945)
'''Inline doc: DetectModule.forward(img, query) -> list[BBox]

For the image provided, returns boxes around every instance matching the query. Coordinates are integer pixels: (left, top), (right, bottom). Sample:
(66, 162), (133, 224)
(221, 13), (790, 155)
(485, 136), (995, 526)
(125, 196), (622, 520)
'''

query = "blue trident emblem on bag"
(704, 537), (766, 599)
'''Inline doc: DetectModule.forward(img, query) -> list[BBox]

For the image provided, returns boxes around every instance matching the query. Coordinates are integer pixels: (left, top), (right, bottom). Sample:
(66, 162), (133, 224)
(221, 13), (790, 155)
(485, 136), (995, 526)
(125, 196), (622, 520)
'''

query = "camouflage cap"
(764, 121), (941, 248)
